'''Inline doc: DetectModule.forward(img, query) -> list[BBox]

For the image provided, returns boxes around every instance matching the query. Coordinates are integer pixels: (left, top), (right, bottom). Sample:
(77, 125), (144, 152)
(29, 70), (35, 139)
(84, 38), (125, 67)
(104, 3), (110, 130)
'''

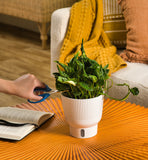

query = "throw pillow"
(118, 0), (148, 64)
(103, 0), (127, 49)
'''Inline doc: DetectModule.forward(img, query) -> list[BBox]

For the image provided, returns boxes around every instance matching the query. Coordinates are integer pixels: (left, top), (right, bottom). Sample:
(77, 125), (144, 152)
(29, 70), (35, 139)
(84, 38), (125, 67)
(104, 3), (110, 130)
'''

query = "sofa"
(0, 0), (77, 49)
(50, 0), (148, 108)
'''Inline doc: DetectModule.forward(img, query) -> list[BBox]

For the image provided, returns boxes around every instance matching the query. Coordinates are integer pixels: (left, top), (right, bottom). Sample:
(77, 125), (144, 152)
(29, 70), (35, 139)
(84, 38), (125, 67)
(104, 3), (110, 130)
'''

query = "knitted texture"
(59, 0), (127, 74)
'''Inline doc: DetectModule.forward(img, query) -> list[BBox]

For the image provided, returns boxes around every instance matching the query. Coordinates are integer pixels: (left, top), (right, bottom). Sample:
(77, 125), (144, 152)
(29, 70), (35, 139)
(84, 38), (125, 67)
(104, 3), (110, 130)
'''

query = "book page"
(0, 124), (35, 140)
(0, 107), (54, 126)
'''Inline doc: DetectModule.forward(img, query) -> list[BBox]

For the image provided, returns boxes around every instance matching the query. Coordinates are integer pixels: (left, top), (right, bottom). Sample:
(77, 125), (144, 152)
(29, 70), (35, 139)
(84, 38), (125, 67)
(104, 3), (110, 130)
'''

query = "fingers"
(25, 73), (46, 91)
(29, 94), (42, 101)
(33, 77), (46, 89)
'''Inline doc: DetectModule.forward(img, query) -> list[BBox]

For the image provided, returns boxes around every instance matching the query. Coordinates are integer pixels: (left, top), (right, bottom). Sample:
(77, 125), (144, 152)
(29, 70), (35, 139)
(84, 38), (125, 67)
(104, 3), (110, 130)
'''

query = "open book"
(0, 107), (54, 141)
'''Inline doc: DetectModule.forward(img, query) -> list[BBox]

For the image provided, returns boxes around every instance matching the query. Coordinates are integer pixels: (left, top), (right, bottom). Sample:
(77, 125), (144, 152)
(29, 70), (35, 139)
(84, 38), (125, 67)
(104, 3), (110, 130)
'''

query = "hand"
(13, 74), (46, 101)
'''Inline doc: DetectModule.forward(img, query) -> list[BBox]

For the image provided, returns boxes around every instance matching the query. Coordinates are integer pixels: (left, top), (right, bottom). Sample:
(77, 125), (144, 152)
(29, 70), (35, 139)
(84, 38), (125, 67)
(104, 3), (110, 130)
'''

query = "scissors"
(28, 84), (58, 103)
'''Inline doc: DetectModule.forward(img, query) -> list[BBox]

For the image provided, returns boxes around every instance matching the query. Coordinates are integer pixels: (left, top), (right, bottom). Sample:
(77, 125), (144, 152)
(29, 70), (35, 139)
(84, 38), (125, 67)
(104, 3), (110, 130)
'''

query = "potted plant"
(53, 40), (139, 138)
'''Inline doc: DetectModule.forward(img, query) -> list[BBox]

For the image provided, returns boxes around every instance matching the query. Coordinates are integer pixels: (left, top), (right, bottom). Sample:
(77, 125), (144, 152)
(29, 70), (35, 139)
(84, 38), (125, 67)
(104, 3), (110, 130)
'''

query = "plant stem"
(104, 90), (130, 101)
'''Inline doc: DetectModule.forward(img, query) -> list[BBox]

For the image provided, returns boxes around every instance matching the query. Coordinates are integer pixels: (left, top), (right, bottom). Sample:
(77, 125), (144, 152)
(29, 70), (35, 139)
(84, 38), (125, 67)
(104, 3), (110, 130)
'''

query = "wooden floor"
(0, 23), (59, 107)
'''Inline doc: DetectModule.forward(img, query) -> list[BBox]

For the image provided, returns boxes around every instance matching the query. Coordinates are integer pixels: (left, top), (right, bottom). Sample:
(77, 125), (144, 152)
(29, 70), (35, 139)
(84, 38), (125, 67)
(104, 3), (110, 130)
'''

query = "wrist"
(0, 79), (16, 95)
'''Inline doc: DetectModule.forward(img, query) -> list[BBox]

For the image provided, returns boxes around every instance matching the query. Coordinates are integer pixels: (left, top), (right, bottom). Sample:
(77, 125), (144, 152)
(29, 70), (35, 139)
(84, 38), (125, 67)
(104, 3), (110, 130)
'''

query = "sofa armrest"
(50, 7), (71, 75)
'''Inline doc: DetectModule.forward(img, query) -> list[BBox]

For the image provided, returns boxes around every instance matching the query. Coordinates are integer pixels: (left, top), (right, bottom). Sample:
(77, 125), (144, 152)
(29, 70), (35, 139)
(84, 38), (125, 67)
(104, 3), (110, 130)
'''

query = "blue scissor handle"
(28, 93), (50, 103)
(34, 84), (52, 92)
(28, 84), (51, 103)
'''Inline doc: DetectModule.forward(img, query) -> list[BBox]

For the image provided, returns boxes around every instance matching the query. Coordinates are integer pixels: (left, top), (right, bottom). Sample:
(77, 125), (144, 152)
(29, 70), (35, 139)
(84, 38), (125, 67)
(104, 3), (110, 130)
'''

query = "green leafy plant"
(53, 40), (139, 100)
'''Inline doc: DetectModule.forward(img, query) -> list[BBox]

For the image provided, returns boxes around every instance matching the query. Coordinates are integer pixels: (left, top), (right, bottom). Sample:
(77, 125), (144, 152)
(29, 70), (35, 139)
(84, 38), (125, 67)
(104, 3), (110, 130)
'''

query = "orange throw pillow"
(118, 0), (148, 64)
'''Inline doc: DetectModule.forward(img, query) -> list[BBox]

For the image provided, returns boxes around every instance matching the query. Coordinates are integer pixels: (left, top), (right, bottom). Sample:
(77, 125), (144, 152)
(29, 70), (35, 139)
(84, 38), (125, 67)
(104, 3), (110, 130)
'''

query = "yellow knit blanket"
(59, 0), (127, 74)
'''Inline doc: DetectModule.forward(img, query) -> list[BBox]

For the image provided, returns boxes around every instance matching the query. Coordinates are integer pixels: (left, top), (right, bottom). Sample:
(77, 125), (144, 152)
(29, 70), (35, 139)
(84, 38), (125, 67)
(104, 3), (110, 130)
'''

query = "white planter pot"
(61, 95), (104, 138)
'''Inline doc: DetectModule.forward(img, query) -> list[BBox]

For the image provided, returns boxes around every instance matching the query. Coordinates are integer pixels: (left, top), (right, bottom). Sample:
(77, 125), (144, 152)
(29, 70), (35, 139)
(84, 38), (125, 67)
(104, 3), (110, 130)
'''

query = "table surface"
(0, 98), (148, 160)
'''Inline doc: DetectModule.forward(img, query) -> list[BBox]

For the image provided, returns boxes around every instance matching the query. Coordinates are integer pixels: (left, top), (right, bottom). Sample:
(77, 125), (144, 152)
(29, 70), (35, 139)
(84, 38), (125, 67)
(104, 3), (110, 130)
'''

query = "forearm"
(0, 79), (16, 95)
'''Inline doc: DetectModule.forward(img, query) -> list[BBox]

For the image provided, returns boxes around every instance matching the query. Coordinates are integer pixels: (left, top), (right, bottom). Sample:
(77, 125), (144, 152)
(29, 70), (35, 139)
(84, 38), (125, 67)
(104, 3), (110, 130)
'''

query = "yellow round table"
(0, 98), (148, 160)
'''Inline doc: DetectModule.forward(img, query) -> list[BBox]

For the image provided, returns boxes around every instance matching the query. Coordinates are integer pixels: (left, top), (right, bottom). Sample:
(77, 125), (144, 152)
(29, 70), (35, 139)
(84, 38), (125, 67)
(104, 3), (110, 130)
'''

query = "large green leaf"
(78, 82), (94, 91)
(57, 76), (77, 86)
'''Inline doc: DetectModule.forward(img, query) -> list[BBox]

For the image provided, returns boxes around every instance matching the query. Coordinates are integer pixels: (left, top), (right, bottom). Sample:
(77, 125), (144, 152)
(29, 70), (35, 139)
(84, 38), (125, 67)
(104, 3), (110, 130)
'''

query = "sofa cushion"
(103, 0), (126, 49)
(118, 0), (148, 64)
(110, 61), (148, 107)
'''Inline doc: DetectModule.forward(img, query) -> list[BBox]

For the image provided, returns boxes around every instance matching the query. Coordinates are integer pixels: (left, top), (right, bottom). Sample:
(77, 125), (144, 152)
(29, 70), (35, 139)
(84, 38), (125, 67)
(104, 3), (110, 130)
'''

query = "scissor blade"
(49, 90), (59, 94)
